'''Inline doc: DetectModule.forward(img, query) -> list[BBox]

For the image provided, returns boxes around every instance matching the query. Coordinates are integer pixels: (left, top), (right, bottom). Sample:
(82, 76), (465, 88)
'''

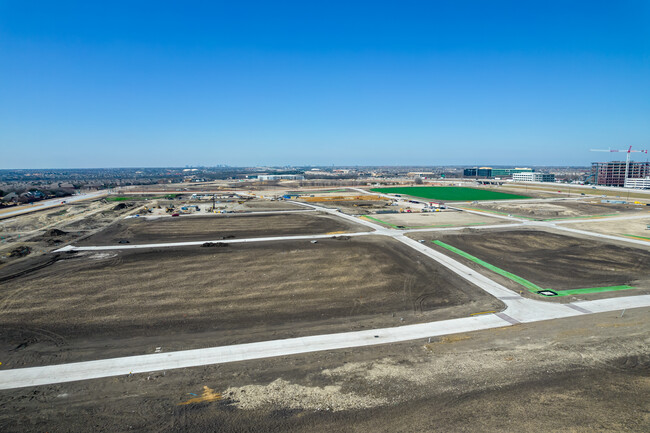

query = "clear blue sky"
(1, 1), (649, 168)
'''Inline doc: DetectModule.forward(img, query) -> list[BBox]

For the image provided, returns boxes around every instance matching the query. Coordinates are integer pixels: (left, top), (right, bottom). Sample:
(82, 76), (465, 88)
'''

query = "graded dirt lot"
(75, 212), (368, 246)
(176, 198), (306, 212)
(564, 215), (650, 240)
(0, 201), (113, 243)
(0, 308), (647, 432)
(306, 200), (393, 215)
(0, 200), (142, 269)
(0, 236), (502, 367)
(464, 199), (647, 220)
(415, 228), (650, 298)
(239, 200), (305, 211)
(502, 183), (650, 201)
(364, 210), (506, 229)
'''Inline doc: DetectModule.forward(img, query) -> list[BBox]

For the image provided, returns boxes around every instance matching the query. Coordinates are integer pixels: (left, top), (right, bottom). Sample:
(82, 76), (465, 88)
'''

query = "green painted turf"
(361, 215), (400, 228)
(622, 234), (650, 241)
(371, 186), (529, 201)
(555, 286), (634, 296)
(432, 240), (636, 297)
(432, 240), (544, 292)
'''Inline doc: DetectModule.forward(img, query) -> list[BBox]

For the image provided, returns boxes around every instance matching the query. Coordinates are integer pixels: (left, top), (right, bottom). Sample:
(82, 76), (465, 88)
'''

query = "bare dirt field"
(171, 198), (307, 212)
(366, 210), (506, 229)
(0, 201), (112, 243)
(564, 216), (650, 240)
(464, 199), (647, 220)
(75, 212), (368, 246)
(0, 308), (647, 432)
(502, 183), (650, 201)
(0, 236), (502, 368)
(0, 200), (142, 270)
(239, 200), (305, 211)
(410, 228), (650, 299)
(307, 200), (393, 215)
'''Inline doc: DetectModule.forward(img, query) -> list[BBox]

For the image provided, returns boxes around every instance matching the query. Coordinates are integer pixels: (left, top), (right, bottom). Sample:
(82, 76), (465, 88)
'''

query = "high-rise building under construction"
(591, 161), (650, 187)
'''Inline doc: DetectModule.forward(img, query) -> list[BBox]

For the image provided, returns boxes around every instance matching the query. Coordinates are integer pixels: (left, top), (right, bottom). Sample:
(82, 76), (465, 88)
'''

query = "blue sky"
(1, 1), (649, 168)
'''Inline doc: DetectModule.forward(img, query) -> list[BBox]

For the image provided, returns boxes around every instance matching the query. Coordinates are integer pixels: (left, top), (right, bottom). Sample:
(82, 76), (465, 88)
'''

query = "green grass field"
(370, 186), (530, 201)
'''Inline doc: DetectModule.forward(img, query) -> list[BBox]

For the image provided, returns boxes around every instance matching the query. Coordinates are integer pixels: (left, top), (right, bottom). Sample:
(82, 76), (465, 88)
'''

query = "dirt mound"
(44, 228), (68, 237)
(223, 378), (387, 411)
(113, 203), (131, 211)
(9, 246), (31, 258)
(201, 242), (229, 247)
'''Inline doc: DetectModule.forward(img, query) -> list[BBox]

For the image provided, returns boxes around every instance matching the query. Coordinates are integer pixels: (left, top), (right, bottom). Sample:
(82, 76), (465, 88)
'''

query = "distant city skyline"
(1, 1), (649, 169)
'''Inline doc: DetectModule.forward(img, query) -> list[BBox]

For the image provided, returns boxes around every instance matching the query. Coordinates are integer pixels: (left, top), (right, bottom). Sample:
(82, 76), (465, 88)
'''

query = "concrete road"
(54, 232), (373, 252)
(1, 293), (648, 390)
(3, 195), (649, 390)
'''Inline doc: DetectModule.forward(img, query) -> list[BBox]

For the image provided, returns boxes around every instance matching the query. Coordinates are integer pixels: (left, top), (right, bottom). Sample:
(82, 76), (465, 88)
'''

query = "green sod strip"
(432, 240), (638, 297)
(553, 286), (634, 296)
(361, 215), (399, 228)
(622, 234), (650, 241)
(432, 240), (544, 292)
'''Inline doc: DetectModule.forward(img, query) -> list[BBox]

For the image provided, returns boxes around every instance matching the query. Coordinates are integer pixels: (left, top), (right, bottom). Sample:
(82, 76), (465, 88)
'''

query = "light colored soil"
(372, 210), (505, 228)
(0, 200), (142, 269)
(224, 378), (387, 411)
(0, 201), (110, 240)
(565, 216), (650, 240)
(312, 201), (393, 215)
(468, 199), (645, 220)
(1, 308), (647, 432)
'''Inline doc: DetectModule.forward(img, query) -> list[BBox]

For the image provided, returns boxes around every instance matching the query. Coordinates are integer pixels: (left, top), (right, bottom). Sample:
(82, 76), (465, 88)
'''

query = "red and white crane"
(590, 146), (649, 181)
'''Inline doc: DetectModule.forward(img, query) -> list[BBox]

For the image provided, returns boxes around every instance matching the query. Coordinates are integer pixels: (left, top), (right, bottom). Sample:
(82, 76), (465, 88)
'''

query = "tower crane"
(590, 146), (649, 182)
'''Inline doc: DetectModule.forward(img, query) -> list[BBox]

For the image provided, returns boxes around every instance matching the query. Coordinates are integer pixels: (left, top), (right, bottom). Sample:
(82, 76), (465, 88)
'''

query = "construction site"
(0, 182), (649, 432)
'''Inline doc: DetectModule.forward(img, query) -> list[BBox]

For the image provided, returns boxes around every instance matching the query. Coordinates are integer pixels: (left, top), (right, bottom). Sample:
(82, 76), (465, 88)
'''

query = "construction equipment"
(591, 146), (649, 183)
